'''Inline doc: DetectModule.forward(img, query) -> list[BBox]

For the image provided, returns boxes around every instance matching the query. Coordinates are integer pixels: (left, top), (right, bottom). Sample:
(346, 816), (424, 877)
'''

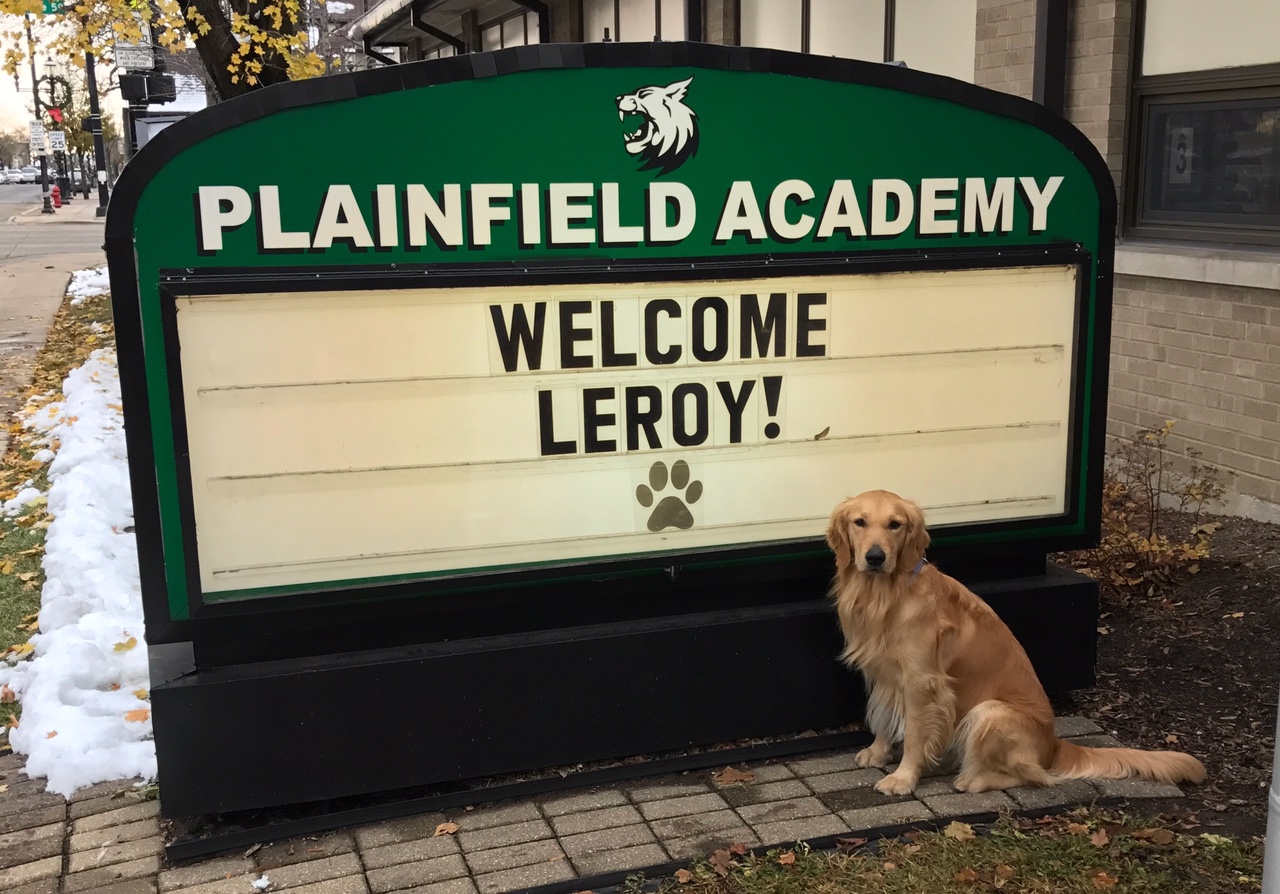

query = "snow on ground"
(66, 266), (111, 306)
(0, 280), (153, 795)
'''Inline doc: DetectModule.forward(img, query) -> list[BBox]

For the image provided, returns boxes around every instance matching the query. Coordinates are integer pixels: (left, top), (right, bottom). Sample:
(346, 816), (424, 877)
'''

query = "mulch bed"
(1052, 510), (1280, 839)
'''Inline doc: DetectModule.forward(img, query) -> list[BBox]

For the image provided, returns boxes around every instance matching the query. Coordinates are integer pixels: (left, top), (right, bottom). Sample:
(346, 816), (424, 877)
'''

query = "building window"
(738, 0), (976, 82)
(583, 0), (686, 42)
(481, 10), (540, 50)
(1128, 1), (1280, 244)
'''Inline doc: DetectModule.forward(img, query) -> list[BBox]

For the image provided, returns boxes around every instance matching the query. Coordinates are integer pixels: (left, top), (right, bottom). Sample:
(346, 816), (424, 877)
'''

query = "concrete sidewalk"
(0, 253), (105, 455)
(8, 200), (107, 226)
(0, 716), (1191, 894)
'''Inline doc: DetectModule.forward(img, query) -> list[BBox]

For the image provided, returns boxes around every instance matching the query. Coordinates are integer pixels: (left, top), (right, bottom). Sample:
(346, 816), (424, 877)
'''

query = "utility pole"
(25, 14), (54, 214)
(82, 45), (111, 217)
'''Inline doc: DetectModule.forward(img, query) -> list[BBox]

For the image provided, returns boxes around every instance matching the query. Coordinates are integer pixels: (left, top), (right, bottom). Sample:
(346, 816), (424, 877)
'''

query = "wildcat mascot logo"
(615, 77), (698, 175)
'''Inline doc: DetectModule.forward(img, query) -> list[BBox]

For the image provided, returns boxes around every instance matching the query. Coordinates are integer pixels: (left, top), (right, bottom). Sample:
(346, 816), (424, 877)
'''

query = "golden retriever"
(827, 489), (1205, 795)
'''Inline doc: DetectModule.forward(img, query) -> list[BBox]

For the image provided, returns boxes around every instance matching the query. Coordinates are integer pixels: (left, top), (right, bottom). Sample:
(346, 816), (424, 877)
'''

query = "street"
(0, 210), (105, 262)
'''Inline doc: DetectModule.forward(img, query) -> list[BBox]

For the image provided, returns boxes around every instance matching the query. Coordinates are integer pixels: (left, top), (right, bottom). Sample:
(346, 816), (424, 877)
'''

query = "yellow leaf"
(5, 716), (17, 728)
(434, 822), (459, 836)
(0, 783), (7, 792)
(133, 688), (149, 700)
(124, 708), (150, 722)
(0, 560), (14, 575)
(1067, 822), (1090, 835)
(113, 636), (138, 653)
(943, 820), (975, 841)
(18, 572), (38, 582)
(11, 643), (34, 655)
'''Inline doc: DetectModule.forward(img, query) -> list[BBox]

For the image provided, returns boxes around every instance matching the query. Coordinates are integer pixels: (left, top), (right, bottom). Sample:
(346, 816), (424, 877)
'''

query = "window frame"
(1124, 23), (1280, 246)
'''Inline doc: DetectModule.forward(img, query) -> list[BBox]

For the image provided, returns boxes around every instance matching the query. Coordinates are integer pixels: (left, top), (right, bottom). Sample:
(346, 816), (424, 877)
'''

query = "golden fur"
(827, 489), (1206, 795)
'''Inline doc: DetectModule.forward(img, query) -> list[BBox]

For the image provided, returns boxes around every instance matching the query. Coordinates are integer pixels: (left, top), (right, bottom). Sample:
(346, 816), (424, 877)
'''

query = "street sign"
(29, 120), (46, 154)
(48, 130), (66, 152)
(41, 0), (64, 13)
(115, 44), (155, 70)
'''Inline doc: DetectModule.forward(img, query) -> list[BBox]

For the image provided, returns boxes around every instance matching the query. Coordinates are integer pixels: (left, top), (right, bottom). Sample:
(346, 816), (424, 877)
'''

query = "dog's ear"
(901, 499), (931, 568)
(826, 500), (853, 572)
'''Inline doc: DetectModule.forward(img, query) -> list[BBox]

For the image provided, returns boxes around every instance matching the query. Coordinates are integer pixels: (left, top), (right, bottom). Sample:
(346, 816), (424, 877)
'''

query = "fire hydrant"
(51, 185), (61, 208)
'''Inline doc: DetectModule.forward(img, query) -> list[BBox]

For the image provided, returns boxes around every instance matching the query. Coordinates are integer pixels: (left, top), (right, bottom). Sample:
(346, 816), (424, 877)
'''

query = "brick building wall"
(974, 0), (1036, 98)
(1063, 0), (1132, 212)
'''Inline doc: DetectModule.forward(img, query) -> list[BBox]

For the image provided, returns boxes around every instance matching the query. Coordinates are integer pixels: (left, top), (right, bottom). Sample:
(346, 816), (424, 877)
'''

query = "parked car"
(20, 166), (40, 183)
(3, 169), (23, 184)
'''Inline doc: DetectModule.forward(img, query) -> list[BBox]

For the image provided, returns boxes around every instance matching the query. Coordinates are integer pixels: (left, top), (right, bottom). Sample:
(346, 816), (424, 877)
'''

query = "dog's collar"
(911, 557), (928, 575)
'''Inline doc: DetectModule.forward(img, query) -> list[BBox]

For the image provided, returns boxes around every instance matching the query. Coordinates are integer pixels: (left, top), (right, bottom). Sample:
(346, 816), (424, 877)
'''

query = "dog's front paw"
(875, 771), (918, 796)
(855, 746), (891, 768)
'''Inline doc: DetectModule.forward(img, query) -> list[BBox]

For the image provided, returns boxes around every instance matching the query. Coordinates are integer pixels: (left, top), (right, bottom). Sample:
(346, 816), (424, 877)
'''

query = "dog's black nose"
(865, 546), (886, 568)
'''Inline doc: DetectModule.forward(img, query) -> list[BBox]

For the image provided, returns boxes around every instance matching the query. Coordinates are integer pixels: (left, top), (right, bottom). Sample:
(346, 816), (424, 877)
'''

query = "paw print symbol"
(636, 460), (703, 532)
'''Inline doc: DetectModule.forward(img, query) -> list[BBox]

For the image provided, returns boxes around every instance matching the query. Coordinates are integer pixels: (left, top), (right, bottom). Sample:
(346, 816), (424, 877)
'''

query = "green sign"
(107, 47), (1114, 632)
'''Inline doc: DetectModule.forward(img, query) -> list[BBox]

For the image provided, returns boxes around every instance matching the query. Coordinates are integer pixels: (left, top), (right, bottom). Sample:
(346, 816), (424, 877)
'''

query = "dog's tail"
(1051, 739), (1205, 785)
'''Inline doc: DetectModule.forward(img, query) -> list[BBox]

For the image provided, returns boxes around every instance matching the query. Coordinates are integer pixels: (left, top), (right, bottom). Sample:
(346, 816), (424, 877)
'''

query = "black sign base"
(152, 563), (1096, 817)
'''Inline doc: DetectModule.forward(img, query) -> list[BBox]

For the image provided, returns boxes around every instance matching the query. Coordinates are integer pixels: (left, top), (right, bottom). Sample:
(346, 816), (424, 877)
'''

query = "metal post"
(25, 15), (54, 214)
(1262, 689), (1280, 892)
(83, 46), (110, 217)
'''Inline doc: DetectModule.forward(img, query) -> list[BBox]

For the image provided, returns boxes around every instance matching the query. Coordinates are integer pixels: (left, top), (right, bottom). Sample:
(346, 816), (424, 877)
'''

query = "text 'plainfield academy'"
(194, 176), (1065, 253)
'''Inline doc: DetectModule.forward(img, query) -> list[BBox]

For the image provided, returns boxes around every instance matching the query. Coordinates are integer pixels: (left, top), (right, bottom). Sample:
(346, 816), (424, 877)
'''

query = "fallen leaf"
(1067, 822), (1091, 835)
(1090, 828), (1110, 847)
(113, 636), (138, 653)
(709, 849), (734, 877)
(18, 572), (37, 582)
(943, 820), (975, 841)
(836, 836), (868, 849)
(1092, 870), (1117, 889)
(1224, 612), (1244, 619)
(433, 822), (459, 837)
(0, 560), (14, 575)
(712, 766), (755, 786)
(4, 717), (17, 729)
(125, 708), (150, 722)
(1165, 734), (1179, 744)
(777, 852), (795, 866)
(902, 844), (921, 855)
(728, 843), (747, 856)
(995, 864), (1015, 879)
(674, 869), (693, 884)
(953, 867), (979, 883)
(1133, 827), (1175, 845)
(901, 829), (921, 842)
(10, 643), (34, 656)
(882, 861), (897, 871)
(133, 689), (149, 700)
(108, 683), (121, 691)
(813, 426), (830, 440)
(0, 784), (7, 793)
(45, 730), (57, 738)
(0, 684), (13, 703)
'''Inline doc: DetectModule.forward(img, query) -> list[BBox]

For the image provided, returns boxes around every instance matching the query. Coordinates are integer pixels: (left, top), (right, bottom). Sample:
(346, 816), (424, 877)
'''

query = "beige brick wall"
(1063, 0), (1132, 211)
(974, 0), (1037, 98)
(1108, 274), (1280, 514)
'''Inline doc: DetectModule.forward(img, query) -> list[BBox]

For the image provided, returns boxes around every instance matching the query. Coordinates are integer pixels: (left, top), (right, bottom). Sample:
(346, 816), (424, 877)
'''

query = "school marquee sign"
(106, 44), (1114, 817)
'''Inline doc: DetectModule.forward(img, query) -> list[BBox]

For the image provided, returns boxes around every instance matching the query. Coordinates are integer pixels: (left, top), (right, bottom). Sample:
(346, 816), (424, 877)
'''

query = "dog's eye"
(853, 518), (866, 528)
(888, 520), (902, 530)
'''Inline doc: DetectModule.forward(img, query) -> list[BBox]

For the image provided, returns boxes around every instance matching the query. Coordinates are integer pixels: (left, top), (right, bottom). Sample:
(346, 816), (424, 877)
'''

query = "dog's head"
(826, 490), (930, 576)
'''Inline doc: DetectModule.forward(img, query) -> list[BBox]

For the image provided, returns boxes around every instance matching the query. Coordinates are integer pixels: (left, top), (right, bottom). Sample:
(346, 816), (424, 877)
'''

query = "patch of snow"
(67, 266), (111, 305)
(0, 349), (153, 795)
(2, 486), (43, 516)
(327, 0), (354, 12)
(252, 876), (271, 890)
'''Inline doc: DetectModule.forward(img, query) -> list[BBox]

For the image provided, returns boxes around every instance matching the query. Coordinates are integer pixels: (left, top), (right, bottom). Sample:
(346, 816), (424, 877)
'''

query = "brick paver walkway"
(1, 717), (1187, 894)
